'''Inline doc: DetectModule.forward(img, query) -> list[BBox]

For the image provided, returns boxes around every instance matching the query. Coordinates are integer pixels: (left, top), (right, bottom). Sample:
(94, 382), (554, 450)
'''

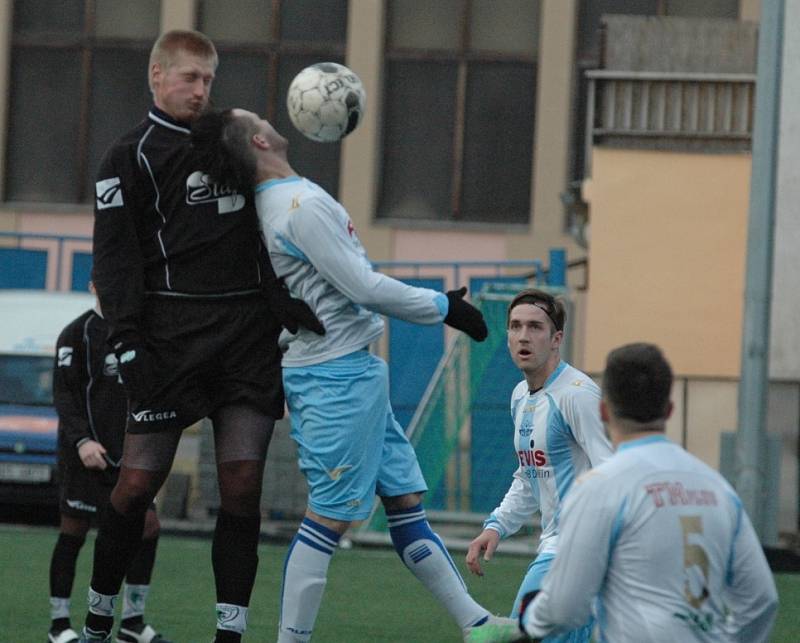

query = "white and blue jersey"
(254, 176), (447, 366)
(483, 361), (613, 556)
(522, 436), (779, 643)
(253, 176), (448, 520)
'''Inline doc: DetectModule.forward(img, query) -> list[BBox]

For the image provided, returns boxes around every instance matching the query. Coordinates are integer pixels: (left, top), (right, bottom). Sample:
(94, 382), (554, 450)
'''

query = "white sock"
(388, 505), (488, 628)
(278, 518), (340, 642)
(50, 596), (70, 620)
(121, 583), (149, 620)
(216, 603), (248, 634)
(87, 587), (117, 617)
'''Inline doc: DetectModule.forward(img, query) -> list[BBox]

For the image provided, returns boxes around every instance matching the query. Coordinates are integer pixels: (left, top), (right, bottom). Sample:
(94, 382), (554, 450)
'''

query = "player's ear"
(150, 62), (162, 88)
(664, 400), (674, 420)
(600, 399), (611, 423)
(252, 133), (270, 150)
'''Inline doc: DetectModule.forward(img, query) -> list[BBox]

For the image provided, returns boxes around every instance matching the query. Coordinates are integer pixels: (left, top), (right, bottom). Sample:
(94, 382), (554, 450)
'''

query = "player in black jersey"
(49, 282), (170, 643)
(80, 30), (322, 643)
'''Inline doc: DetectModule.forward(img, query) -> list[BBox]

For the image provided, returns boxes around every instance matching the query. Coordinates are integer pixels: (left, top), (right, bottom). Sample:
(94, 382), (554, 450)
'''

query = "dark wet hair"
(603, 342), (673, 423)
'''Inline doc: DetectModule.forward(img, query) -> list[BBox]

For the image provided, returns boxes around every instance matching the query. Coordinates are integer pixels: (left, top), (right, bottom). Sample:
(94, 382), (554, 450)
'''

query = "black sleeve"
(258, 234), (281, 292)
(92, 144), (146, 347)
(52, 319), (92, 448)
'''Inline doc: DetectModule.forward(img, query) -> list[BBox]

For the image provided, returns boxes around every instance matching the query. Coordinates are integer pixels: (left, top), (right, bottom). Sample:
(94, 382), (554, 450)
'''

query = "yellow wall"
(584, 147), (751, 377)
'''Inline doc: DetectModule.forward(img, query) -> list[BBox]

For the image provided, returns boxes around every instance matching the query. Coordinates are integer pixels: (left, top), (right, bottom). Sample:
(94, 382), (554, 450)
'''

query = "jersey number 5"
(680, 514), (710, 609)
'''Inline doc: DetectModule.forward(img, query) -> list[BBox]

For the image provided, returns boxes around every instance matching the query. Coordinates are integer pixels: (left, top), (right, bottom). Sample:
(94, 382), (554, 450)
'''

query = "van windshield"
(0, 355), (54, 406)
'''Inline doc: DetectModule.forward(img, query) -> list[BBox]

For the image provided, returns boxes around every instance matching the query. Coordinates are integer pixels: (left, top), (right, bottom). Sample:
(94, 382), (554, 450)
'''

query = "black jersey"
(53, 310), (128, 466)
(92, 107), (268, 346)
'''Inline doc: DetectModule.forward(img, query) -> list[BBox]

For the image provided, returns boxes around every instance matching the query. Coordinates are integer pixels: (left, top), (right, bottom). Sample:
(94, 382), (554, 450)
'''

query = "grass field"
(1, 525), (797, 642)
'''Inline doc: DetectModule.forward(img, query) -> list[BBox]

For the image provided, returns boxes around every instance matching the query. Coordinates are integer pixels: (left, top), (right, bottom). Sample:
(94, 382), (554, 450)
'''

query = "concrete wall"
(604, 15), (757, 72)
(583, 147), (751, 377)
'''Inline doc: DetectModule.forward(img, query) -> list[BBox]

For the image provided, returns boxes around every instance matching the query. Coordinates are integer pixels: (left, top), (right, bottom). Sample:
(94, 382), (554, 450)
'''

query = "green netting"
(360, 282), (565, 533)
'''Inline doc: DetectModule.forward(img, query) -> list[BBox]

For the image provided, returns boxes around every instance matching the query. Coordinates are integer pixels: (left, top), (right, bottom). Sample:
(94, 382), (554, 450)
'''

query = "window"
(0, 355), (54, 405)
(198, 0), (348, 197)
(6, 0), (159, 204)
(379, 0), (540, 225)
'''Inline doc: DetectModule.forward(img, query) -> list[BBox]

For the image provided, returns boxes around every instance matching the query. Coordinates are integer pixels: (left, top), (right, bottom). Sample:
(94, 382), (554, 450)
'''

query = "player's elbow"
(546, 597), (592, 633)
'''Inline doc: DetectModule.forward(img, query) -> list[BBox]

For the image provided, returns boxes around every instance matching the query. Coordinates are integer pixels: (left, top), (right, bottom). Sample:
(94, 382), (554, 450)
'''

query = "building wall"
(1, 0), (582, 291)
(583, 147), (751, 377)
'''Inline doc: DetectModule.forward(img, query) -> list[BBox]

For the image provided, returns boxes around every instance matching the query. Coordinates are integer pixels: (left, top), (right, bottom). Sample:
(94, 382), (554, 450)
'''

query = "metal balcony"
(584, 70), (757, 173)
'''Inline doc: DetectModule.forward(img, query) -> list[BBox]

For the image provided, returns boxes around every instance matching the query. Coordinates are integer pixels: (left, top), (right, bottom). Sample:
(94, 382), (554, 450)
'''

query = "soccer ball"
(286, 62), (366, 143)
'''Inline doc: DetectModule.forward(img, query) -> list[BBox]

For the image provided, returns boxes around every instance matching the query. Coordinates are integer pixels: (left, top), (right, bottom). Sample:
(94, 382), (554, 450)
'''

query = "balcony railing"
(584, 70), (757, 174)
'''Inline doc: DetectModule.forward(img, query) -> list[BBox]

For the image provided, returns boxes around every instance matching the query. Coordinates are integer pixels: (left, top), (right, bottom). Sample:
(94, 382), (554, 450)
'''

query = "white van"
(0, 290), (95, 509)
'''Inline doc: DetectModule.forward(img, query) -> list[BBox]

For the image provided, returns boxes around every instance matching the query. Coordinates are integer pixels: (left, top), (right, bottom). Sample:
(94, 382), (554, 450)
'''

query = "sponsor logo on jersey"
(96, 177), (124, 210)
(131, 409), (178, 423)
(327, 464), (353, 481)
(186, 171), (245, 213)
(57, 346), (73, 367)
(645, 481), (718, 508)
(519, 420), (533, 437)
(66, 498), (98, 513)
(518, 449), (546, 468)
(103, 352), (119, 377)
(290, 195), (301, 211)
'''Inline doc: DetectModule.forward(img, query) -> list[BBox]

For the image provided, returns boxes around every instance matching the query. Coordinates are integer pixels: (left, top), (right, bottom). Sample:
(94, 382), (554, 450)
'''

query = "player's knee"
(112, 470), (164, 514)
(59, 513), (90, 540)
(381, 491), (424, 512)
(217, 461), (264, 514)
(305, 508), (350, 535)
(142, 508), (161, 540)
(219, 487), (262, 515)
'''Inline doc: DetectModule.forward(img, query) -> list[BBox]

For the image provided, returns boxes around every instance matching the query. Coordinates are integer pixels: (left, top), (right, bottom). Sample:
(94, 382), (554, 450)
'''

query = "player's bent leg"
(510, 555), (553, 618)
(82, 431), (178, 643)
(278, 509), (348, 643)
(509, 555), (592, 643)
(49, 514), (90, 642)
(382, 493), (503, 634)
(117, 508), (172, 643)
(211, 404), (275, 643)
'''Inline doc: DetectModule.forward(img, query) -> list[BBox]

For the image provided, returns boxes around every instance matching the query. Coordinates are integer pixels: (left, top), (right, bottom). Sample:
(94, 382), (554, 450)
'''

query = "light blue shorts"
(282, 350), (427, 521)
(513, 553), (594, 643)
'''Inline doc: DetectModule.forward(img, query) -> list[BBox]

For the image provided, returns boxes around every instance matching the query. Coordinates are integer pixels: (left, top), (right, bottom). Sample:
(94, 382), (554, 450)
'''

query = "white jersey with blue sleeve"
(483, 361), (612, 554)
(523, 435), (779, 643)
(253, 176), (448, 366)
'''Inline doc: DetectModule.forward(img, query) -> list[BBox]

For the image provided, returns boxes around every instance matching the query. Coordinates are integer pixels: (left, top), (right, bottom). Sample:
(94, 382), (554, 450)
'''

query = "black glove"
(113, 340), (158, 402)
(264, 279), (325, 336)
(517, 590), (540, 640)
(443, 287), (488, 342)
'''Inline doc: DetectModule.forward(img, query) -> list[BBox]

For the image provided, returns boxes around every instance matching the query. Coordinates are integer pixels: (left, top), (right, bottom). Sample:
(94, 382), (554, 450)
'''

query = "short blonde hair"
(148, 30), (218, 92)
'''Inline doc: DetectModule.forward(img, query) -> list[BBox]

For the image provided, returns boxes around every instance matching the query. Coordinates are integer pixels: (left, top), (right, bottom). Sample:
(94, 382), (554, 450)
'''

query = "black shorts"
(58, 449), (118, 519)
(128, 294), (284, 434)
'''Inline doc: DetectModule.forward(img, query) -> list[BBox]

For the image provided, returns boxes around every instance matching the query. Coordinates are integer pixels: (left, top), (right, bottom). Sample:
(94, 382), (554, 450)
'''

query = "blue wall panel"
(469, 333), (521, 513)
(70, 252), (93, 291)
(0, 248), (47, 289)
(388, 277), (445, 431)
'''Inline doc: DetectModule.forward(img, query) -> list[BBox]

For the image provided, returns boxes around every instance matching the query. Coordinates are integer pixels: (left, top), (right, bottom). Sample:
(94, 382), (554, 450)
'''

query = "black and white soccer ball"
(286, 62), (366, 143)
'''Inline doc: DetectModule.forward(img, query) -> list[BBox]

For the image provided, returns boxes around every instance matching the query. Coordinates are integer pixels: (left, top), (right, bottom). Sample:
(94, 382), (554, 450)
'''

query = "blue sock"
(278, 517), (341, 642)
(387, 504), (488, 628)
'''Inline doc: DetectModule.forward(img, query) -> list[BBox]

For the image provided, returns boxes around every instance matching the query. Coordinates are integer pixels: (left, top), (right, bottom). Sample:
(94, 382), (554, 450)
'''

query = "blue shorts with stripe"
(512, 553), (594, 642)
(282, 350), (427, 521)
